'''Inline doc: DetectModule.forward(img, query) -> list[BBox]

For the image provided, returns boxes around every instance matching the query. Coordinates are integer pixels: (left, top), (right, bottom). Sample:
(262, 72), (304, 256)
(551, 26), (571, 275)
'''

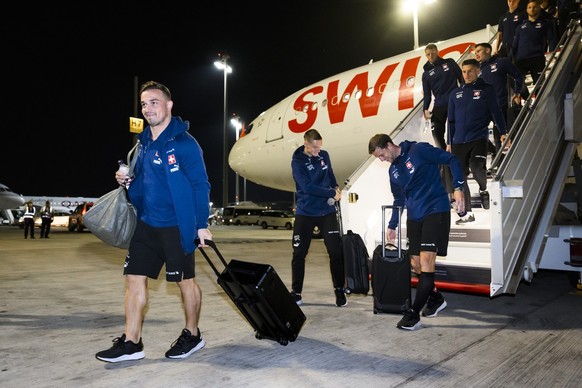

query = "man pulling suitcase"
(368, 134), (466, 330)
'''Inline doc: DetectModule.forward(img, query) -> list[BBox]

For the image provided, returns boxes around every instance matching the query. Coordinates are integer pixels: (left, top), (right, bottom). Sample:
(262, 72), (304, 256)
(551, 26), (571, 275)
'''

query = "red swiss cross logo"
(168, 154), (176, 164)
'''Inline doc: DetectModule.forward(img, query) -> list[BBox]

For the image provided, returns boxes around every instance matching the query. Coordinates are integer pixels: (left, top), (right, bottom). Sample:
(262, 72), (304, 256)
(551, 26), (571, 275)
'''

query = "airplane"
(0, 183), (25, 210)
(229, 25), (496, 192)
(228, 20), (582, 297)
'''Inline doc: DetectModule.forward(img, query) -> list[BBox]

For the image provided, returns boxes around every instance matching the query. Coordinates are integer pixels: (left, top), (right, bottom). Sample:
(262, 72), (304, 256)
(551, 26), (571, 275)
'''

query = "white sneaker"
(455, 212), (475, 225)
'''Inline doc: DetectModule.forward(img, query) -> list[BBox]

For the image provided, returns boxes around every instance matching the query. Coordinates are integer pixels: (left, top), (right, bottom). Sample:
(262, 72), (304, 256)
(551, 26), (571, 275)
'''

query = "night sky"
(3, 0), (507, 206)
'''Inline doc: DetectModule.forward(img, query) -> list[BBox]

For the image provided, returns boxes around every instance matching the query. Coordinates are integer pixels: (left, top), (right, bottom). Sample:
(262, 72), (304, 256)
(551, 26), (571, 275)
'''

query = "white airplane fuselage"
(229, 26), (496, 191)
(0, 183), (25, 210)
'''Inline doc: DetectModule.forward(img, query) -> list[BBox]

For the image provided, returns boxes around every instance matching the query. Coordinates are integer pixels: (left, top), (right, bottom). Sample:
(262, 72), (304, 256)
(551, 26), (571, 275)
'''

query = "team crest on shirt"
(490, 63), (498, 73)
(405, 159), (415, 174)
(473, 90), (482, 99)
(320, 159), (328, 170)
(442, 63), (449, 72)
(167, 154), (180, 172)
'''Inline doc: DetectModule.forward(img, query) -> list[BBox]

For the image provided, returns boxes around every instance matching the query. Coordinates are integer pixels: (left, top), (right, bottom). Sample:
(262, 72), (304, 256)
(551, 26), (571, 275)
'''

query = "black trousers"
(516, 56), (546, 100)
(452, 139), (488, 212)
(291, 212), (345, 293)
(40, 219), (52, 237)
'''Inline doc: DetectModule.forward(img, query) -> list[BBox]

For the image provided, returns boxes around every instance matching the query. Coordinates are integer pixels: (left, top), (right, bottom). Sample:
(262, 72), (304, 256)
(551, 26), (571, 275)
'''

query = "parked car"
(258, 210), (295, 230)
(68, 202), (94, 232)
(35, 210), (72, 228)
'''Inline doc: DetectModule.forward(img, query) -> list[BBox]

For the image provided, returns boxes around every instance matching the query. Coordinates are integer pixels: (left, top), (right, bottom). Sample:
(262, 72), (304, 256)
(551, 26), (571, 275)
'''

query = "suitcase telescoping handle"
(195, 239), (240, 283)
(381, 205), (404, 259)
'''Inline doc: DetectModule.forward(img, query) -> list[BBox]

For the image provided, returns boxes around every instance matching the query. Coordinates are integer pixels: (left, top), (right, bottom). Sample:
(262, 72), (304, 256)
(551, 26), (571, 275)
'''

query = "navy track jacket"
(292, 146), (339, 217)
(479, 55), (524, 107)
(422, 57), (463, 111)
(130, 116), (211, 254)
(388, 141), (465, 230)
(447, 78), (507, 145)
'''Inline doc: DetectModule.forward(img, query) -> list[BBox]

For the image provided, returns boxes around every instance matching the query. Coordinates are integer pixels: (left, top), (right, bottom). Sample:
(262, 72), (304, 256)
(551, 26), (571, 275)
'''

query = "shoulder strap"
(127, 140), (140, 177)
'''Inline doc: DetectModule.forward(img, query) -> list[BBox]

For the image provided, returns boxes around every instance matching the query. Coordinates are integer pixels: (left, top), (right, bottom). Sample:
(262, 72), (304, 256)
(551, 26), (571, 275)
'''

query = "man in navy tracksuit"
(495, 0), (526, 60)
(513, 0), (558, 99)
(290, 129), (346, 307)
(96, 81), (212, 363)
(475, 42), (524, 156)
(448, 59), (508, 223)
(421, 43), (463, 195)
(368, 134), (466, 330)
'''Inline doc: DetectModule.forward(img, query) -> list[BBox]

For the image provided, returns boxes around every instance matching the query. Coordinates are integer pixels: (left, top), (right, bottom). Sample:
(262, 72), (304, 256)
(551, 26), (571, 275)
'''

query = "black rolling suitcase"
(198, 240), (306, 346)
(372, 205), (412, 314)
(335, 203), (370, 295)
(342, 230), (370, 295)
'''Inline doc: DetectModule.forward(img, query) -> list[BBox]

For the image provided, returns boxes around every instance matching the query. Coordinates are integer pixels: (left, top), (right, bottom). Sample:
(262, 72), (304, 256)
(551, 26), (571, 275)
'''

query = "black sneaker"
(455, 213), (475, 225)
(95, 334), (144, 363)
(334, 287), (347, 307)
(480, 190), (490, 210)
(291, 291), (303, 306)
(165, 328), (205, 359)
(396, 308), (421, 330)
(422, 294), (448, 317)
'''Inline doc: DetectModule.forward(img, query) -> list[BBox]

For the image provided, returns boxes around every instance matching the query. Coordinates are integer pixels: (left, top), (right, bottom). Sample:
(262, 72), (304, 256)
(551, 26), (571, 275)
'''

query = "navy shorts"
(124, 221), (194, 282)
(406, 212), (451, 256)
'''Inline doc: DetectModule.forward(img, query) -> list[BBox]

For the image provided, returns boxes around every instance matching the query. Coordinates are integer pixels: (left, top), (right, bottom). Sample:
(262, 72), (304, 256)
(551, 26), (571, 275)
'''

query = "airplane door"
(265, 97), (293, 143)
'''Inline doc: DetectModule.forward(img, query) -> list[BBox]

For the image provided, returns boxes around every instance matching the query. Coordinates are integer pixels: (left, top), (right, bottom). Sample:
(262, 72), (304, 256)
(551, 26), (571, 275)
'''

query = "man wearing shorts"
(96, 81), (212, 362)
(368, 134), (466, 330)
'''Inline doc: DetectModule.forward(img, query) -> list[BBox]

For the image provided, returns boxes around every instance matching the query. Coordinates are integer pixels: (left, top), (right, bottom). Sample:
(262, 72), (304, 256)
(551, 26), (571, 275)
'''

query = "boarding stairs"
(341, 21), (582, 296)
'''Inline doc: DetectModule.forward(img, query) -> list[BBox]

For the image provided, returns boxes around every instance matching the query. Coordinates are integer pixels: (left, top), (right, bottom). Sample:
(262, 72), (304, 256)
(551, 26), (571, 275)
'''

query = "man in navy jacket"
(513, 0), (559, 98)
(369, 134), (466, 330)
(290, 129), (346, 307)
(475, 42), (524, 155)
(448, 59), (508, 223)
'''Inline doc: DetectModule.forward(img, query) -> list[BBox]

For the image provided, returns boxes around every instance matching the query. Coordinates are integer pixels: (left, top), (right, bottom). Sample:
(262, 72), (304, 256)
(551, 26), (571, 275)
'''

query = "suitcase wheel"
(255, 332), (263, 340)
(277, 338), (289, 346)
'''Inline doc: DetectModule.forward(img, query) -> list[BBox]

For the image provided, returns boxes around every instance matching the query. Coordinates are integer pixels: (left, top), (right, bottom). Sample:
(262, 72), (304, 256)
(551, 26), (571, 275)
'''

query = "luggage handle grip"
(381, 205), (404, 259)
(195, 239), (240, 283)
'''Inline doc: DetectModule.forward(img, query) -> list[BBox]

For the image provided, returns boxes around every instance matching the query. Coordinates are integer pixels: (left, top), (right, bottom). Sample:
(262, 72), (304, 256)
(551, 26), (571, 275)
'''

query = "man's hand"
(197, 228), (213, 247)
(386, 228), (396, 242)
(423, 110), (432, 120)
(453, 189), (465, 215)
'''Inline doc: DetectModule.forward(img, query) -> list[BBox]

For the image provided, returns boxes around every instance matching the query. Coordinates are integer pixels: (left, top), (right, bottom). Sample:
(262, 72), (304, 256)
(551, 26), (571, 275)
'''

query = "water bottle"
(118, 160), (129, 175)
(424, 119), (431, 133)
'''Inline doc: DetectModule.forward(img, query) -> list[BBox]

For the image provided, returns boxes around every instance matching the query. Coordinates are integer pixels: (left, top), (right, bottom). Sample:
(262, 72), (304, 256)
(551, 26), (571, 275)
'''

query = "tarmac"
(1, 224), (581, 388)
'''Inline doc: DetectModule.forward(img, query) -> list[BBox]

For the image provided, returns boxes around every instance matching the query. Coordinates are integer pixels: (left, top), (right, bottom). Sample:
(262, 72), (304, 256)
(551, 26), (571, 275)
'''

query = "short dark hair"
(462, 58), (480, 68)
(475, 42), (492, 51)
(368, 134), (393, 154)
(139, 81), (172, 100)
(304, 129), (322, 142)
(425, 43), (438, 51)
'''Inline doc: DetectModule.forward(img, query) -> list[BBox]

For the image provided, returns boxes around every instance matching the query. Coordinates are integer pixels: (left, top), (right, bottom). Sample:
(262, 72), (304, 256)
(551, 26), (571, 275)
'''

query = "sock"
(412, 272), (435, 313)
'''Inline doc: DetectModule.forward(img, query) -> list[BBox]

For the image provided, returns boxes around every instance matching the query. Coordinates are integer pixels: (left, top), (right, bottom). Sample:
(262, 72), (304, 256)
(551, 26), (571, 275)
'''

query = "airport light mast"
(214, 54), (233, 208)
(402, 0), (437, 49)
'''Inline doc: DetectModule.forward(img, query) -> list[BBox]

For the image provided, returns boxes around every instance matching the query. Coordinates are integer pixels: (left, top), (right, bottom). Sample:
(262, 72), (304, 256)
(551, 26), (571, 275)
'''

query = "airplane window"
(406, 76), (415, 88)
(366, 87), (374, 97)
(322, 99), (327, 108)
(354, 90), (362, 99)
(311, 102), (318, 111)
(342, 93), (350, 103)
(303, 104), (309, 113)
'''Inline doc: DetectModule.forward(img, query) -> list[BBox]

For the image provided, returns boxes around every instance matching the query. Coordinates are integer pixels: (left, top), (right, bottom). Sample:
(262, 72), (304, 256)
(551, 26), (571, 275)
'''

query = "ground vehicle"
(222, 205), (266, 225)
(68, 202), (94, 232)
(258, 210), (295, 230)
(35, 210), (71, 228)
